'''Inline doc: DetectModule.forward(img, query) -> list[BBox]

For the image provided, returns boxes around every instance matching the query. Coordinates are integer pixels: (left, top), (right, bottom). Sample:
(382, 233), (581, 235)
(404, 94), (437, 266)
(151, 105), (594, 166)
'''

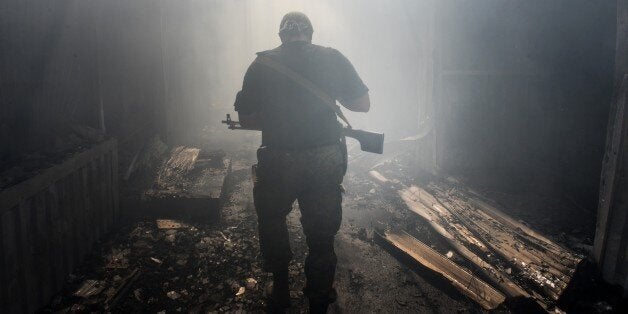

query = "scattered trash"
(133, 240), (152, 249)
(176, 259), (188, 266)
(245, 278), (257, 290)
(156, 219), (185, 229)
(74, 280), (105, 298)
(446, 251), (454, 258)
(150, 257), (164, 265)
(105, 249), (130, 269)
(71, 304), (86, 311)
(134, 289), (143, 301)
(235, 286), (246, 297)
(594, 301), (613, 312)
(167, 291), (181, 300)
(219, 231), (231, 242)
(106, 269), (142, 309)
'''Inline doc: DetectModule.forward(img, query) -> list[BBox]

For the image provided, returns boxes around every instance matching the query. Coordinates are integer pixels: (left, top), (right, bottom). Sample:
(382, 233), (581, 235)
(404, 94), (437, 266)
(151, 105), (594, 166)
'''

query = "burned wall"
(435, 0), (617, 209)
(0, 1), (168, 167)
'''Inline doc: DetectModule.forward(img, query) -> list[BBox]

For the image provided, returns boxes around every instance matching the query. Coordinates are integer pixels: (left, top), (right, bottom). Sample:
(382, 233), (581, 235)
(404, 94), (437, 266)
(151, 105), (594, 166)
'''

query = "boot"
(267, 270), (290, 310)
(304, 287), (336, 314)
(308, 299), (330, 314)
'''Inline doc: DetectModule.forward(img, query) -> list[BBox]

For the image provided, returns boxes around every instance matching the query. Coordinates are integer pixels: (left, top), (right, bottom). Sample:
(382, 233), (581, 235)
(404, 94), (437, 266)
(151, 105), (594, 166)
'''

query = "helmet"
(279, 12), (313, 40)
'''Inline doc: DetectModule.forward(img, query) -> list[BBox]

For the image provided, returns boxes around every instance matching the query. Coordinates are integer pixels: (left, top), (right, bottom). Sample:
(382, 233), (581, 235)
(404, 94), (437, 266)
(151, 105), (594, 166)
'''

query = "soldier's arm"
(238, 112), (262, 131)
(340, 92), (370, 113)
(329, 49), (370, 113)
(234, 59), (265, 130)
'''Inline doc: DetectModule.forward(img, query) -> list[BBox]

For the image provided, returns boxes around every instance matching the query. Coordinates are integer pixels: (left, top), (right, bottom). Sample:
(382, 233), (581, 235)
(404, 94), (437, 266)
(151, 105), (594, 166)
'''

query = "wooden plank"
(0, 139), (117, 214)
(155, 146), (200, 188)
(398, 187), (531, 300)
(380, 230), (505, 310)
(371, 170), (568, 303)
(430, 188), (572, 298)
(368, 170), (390, 186)
(468, 193), (572, 257)
(413, 183), (576, 276)
(467, 196), (579, 267)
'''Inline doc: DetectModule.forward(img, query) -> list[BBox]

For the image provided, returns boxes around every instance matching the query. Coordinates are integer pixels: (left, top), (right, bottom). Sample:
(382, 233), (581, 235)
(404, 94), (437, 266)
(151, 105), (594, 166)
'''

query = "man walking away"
(234, 11), (370, 313)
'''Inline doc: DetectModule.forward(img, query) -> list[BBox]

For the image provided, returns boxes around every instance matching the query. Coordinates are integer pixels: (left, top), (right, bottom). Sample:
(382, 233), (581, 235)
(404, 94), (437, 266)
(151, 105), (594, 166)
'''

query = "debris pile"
(41, 157), (286, 313)
(366, 152), (586, 311)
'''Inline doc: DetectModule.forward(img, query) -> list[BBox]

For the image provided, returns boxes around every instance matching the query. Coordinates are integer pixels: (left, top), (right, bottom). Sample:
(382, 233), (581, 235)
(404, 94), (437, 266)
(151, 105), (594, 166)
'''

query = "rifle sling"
(255, 55), (353, 129)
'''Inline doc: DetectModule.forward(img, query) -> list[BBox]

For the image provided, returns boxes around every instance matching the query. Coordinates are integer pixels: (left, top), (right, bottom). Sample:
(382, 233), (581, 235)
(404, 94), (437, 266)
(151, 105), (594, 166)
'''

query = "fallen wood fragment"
(422, 187), (569, 300)
(370, 171), (533, 299)
(105, 268), (141, 310)
(156, 219), (186, 229)
(74, 280), (105, 298)
(379, 230), (506, 310)
(467, 195), (580, 267)
(369, 170), (570, 305)
(398, 187), (532, 300)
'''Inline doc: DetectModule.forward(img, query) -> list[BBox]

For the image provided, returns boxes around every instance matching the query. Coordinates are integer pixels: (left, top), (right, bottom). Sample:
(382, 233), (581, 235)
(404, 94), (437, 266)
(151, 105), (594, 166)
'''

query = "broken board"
(142, 146), (230, 220)
(369, 169), (581, 306)
(379, 230), (506, 310)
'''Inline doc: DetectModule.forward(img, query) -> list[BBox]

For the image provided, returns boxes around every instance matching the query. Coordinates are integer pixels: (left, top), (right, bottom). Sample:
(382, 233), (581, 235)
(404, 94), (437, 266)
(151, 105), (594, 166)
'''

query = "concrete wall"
(0, 0), (168, 162)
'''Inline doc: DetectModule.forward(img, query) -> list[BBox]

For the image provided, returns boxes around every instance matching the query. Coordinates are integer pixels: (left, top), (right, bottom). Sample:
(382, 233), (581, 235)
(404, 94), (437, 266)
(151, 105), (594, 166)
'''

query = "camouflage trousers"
(253, 143), (345, 303)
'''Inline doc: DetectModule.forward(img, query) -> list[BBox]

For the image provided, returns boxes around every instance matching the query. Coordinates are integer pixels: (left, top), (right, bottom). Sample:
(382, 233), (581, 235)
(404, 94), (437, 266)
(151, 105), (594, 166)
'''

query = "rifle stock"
(343, 128), (384, 154)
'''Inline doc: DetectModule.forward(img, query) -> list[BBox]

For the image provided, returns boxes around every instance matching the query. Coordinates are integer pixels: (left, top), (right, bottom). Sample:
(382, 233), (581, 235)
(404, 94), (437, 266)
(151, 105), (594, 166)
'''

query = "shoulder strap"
(255, 55), (352, 129)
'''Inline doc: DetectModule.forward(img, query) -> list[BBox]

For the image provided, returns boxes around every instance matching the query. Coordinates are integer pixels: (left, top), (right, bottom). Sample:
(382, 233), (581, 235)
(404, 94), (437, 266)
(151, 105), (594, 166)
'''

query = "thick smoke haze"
(164, 0), (431, 141)
(0, 0), (615, 208)
(155, 0), (615, 209)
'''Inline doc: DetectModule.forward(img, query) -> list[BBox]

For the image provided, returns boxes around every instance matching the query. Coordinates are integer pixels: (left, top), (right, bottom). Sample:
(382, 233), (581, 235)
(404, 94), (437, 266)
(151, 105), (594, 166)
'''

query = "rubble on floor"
(358, 148), (611, 312)
(42, 173), (270, 312)
(128, 143), (230, 220)
(41, 144), (482, 313)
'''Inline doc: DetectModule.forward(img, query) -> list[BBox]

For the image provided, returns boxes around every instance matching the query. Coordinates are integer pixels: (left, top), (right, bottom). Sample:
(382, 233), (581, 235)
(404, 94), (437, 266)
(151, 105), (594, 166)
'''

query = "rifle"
(221, 114), (384, 154)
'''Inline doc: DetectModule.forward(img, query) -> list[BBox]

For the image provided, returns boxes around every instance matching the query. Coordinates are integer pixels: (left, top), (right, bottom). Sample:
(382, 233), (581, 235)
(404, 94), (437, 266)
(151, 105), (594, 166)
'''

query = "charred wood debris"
(37, 136), (612, 313)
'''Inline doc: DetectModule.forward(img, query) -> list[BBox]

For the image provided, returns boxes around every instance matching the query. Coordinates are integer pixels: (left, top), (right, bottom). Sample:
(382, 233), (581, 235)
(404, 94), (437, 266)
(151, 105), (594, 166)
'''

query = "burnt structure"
(1, 0), (627, 312)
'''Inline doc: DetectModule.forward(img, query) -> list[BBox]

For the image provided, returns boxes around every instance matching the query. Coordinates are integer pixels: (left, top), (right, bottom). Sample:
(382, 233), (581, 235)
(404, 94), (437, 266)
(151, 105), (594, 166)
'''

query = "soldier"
(234, 12), (370, 313)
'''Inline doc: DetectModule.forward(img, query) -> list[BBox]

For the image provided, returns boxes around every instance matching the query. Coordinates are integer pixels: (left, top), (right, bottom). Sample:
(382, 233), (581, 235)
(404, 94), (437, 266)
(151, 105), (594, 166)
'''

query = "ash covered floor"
(39, 143), (483, 313)
(38, 130), (603, 313)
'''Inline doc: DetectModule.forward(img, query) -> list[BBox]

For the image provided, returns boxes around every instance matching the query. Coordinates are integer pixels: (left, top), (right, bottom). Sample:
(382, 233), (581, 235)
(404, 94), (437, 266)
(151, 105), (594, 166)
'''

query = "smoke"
(162, 0), (432, 141)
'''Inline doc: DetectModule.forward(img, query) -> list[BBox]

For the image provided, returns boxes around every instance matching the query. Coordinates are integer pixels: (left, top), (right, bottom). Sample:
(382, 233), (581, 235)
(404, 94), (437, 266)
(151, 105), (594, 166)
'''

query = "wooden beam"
(370, 170), (578, 302)
(379, 230), (506, 310)
(370, 171), (533, 301)
(398, 186), (539, 300)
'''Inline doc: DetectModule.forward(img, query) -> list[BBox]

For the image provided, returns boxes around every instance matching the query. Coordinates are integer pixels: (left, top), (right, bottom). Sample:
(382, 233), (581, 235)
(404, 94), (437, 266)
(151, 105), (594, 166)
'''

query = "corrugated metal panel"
(0, 139), (119, 313)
